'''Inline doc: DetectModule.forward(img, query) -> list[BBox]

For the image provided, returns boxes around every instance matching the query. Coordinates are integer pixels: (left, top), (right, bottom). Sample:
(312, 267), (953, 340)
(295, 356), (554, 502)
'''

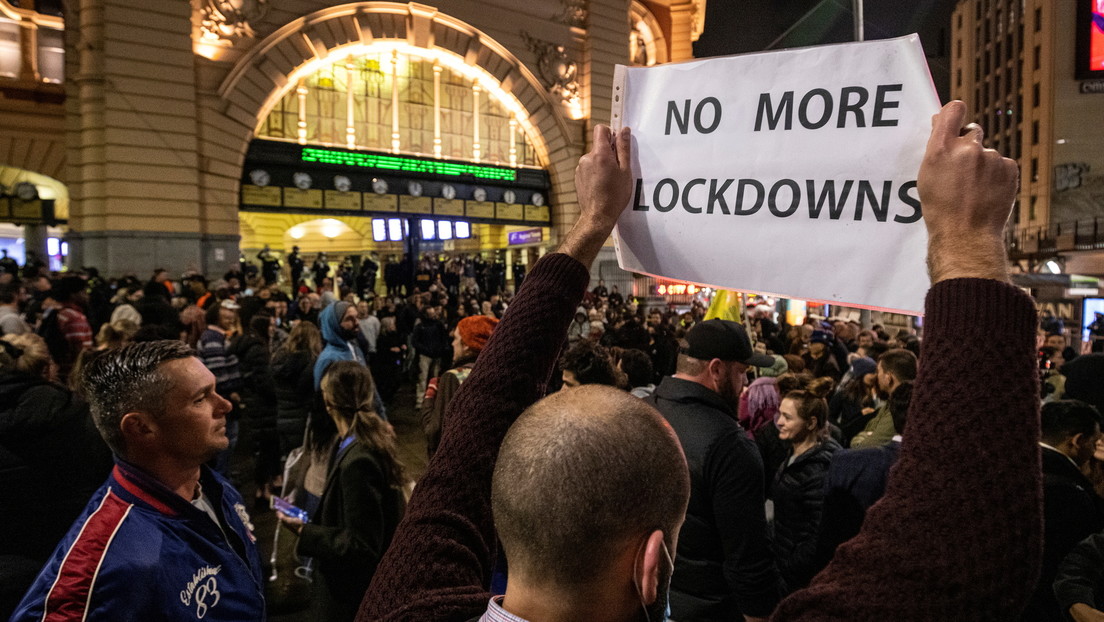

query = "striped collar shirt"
(480, 596), (529, 622)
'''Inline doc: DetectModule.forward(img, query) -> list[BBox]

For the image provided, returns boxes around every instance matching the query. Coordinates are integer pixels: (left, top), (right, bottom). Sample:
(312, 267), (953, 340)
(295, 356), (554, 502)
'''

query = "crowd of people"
(1, 102), (1104, 622)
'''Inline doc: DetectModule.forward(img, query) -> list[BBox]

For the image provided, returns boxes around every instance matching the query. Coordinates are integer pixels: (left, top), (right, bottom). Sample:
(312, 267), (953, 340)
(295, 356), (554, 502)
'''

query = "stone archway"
(203, 2), (584, 253)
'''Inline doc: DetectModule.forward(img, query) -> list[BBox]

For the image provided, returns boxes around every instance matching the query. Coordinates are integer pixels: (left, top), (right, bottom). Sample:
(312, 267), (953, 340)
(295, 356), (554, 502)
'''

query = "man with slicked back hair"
(10, 340), (266, 622)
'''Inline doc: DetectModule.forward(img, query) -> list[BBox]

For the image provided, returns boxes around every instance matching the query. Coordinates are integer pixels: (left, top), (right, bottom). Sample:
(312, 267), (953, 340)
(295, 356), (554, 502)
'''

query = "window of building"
(1029, 195), (1037, 221)
(1034, 7), (1041, 32)
(257, 49), (543, 168)
(957, 68), (962, 87)
(1032, 120), (1039, 144)
(957, 38), (962, 58)
(1031, 157), (1038, 181)
(1033, 45), (1040, 70)
(1033, 82), (1040, 107)
(958, 13), (963, 29)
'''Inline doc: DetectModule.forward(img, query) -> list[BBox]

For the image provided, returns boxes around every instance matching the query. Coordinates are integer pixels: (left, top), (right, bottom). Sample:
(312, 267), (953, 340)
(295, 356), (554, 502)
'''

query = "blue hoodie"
(313, 302), (387, 421)
(314, 301), (365, 389)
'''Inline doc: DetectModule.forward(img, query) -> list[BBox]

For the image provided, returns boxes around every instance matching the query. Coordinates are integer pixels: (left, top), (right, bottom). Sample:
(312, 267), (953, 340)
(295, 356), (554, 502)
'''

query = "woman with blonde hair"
(94, 318), (138, 351)
(278, 360), (406, 622)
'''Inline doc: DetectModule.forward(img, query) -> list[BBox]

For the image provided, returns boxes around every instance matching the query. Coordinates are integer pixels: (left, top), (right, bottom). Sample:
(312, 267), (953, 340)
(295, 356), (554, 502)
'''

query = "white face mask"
(635, 538), (674, 622)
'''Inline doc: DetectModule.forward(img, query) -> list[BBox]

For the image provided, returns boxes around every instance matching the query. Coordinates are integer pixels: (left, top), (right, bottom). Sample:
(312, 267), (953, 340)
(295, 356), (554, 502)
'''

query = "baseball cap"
(810, 330), (833, 345)
(219, 299), (241, 310)
(682, 319), (774, 367)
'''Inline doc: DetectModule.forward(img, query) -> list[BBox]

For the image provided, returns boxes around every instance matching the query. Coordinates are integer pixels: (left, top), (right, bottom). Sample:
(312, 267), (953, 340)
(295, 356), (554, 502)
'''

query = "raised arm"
(772, 101), (1041, 621)
(359, 125), (634, 621)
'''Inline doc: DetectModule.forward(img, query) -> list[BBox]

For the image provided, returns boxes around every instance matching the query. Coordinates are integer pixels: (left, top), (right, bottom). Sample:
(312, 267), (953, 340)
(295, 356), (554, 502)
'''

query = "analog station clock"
(249, 169), (271, 187)
(293, 172), (313, 190)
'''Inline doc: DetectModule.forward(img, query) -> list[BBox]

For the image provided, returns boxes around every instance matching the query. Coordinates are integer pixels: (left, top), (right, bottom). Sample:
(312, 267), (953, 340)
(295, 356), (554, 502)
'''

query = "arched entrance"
(214, 2), (574, 292)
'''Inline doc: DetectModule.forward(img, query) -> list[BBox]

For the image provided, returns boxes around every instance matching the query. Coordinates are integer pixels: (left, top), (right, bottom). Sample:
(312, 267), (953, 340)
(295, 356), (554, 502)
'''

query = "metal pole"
(853, 0), (865, 42)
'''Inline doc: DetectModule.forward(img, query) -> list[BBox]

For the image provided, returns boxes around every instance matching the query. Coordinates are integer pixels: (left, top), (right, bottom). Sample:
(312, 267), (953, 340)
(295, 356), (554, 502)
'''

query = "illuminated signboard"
(301, 147), (517, 181)
(656, 283), (701, 296)
(1077, 0), (1104, 79)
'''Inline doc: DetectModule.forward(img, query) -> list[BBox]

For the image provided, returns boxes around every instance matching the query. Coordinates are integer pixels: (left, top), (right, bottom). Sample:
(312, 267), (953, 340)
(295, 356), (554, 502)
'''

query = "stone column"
(66, 1), (214, 277)
(23, 224), (49, 266)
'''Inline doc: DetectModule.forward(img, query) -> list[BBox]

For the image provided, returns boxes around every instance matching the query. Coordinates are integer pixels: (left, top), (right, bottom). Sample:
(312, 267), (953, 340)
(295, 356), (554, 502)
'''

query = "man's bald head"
(492, 385), (689, 588)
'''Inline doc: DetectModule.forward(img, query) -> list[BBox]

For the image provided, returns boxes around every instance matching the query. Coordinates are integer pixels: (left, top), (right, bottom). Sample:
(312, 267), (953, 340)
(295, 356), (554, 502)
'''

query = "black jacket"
(1023, 447), (1104, 622)
(814, 441), (901, 573)
(412, 318), (449, 358)
(230, 334), (277, 430)
(1054, 530), (1104, 618)
(0, 372), (112, 562)
(647, 377), (782, 620)
(297, 440), (405, 622)
(771, 436), (841, 593)
(271, 349), (315, 452)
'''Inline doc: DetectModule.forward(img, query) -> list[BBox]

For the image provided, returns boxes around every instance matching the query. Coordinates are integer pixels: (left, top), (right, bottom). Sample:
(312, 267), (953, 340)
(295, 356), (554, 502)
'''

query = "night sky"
(693, 0), (957, 102)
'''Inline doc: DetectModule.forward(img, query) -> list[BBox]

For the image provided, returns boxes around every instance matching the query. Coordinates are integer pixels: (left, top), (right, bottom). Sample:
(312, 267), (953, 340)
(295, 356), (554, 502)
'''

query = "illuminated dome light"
(289, 226), (305, 239)
(321, 218), (344, 239)
(263, 41), (550, 167)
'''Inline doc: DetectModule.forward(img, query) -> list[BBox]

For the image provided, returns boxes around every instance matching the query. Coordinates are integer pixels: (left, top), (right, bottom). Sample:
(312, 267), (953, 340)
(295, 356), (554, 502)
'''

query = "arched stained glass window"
(257, 48), (542, 169)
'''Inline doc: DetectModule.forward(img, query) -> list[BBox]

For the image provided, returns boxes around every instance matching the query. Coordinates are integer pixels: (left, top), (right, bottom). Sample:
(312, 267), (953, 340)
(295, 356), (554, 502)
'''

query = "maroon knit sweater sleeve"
(772, 278), (1042, 621)
(359, 252), (589, 622)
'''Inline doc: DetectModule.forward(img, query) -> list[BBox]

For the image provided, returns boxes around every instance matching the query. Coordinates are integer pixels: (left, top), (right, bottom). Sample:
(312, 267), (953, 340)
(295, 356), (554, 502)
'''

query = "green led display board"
(301, 147), (517, 181)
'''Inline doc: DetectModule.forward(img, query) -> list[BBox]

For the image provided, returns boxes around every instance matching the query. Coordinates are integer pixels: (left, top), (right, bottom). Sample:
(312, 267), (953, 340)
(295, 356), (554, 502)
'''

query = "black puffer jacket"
(0, 371), (112, 561)
(231, 334), (277, 429)
(271, 348), (315, 454)
(771, 437), (841, 593)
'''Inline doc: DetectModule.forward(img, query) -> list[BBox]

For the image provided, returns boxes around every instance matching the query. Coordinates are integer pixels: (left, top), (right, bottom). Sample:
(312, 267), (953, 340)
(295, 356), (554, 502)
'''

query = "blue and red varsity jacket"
(10, 460), (265, 621)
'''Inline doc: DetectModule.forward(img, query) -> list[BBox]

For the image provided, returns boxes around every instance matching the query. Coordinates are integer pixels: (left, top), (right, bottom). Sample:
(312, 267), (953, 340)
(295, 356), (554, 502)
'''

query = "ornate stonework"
(691, 0), (707, 41)
(521, 31), (581, 114)
(553, 0), (587, 29)
(197, 0), (270, 42)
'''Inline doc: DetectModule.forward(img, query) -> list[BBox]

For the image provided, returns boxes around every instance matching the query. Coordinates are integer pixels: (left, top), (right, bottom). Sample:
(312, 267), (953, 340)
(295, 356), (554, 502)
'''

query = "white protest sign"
(611, 34), (940, 315)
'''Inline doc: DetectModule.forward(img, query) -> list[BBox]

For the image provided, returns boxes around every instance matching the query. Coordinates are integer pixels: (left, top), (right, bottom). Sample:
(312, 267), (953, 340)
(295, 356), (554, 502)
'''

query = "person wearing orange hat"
(420, 315), (498, 458)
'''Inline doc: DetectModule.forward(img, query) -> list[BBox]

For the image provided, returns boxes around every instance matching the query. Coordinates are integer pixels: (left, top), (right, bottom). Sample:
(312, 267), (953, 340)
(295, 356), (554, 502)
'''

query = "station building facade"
(0, 0), (702, 285)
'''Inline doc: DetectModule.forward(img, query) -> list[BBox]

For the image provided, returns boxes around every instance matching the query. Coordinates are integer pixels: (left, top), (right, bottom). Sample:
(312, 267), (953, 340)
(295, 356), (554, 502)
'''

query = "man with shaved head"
(493, 386), (689, 621)
(361, 102), (1044, 622)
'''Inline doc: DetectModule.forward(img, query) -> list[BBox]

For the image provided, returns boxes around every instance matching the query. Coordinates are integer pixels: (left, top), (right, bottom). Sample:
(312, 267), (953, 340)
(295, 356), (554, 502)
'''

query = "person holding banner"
(358, 101), (1041, 622)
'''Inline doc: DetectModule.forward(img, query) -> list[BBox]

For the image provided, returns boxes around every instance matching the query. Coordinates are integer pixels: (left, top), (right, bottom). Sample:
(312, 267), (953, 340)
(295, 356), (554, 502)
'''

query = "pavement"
(235, 383), (430, 621)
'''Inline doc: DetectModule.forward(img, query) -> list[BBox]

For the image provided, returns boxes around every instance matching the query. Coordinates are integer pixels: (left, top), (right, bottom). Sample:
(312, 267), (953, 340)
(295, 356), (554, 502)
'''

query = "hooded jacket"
(314, 301), (365, 389)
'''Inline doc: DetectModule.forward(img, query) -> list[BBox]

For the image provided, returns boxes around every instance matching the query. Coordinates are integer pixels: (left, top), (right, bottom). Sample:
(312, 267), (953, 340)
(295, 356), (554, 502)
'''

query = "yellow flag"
(704, 290), (743, 323)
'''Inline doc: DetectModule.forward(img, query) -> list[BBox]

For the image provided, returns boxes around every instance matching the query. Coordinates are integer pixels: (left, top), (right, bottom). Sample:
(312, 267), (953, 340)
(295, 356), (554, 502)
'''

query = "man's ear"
(120, 411), (156, 448)
(707, 358), (726, 381)
(1069, 432), (1084, 452)
(637, 530), (667, 605)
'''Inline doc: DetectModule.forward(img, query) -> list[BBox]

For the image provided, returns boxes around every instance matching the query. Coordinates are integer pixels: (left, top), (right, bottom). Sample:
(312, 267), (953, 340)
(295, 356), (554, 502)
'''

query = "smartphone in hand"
(271, 496), (310, 523)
